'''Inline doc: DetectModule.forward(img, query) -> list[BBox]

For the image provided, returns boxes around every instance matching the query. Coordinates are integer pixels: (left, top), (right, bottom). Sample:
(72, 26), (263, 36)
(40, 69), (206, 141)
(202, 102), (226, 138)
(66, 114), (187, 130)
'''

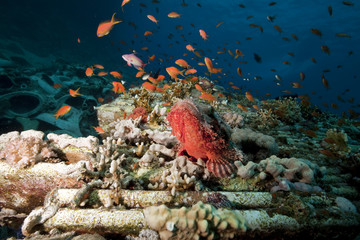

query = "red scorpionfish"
(167, 99), (236, 177)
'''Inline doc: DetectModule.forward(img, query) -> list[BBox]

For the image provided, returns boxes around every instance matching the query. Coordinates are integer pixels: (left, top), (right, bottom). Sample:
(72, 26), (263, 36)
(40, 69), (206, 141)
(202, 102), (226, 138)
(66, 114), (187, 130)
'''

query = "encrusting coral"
(0, 131), (62, 168)
(222, 112), (244, 128)
(231, 128), (278, 162)
(167, 99), (242, 177)
(235, 155), (323, 192)
(128, 106), (148, 123)
(143, 201), (247, 240)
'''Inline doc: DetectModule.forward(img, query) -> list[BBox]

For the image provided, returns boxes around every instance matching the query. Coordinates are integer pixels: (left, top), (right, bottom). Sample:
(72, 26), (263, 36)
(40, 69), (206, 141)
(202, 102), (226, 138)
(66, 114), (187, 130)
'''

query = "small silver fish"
(142, 73), (150, 80)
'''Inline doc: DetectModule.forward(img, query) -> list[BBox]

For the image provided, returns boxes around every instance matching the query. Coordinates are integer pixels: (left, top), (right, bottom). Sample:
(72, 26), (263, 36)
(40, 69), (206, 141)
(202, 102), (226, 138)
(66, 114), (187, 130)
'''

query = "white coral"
(0, 133), (58, 168)
(110, 118), (143, 143)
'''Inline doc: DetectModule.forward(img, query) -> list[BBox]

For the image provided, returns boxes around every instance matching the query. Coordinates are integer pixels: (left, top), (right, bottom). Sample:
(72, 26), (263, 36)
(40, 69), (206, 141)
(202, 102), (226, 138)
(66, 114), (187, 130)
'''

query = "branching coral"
(161, 82), (192, 102)
(262, 97), (303, 125)
(109, 118), (143, 143)
(254, 109), (279, 130)
(322, 128), (351, 158)
(157, 156), (206, 195)
(147, 104), (168, 127)
(130, 87), (155, 111)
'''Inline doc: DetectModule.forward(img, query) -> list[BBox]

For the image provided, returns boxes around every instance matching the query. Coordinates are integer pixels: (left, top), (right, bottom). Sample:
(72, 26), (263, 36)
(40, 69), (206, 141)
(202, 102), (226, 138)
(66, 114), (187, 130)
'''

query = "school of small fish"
(59, 1), (358, 129)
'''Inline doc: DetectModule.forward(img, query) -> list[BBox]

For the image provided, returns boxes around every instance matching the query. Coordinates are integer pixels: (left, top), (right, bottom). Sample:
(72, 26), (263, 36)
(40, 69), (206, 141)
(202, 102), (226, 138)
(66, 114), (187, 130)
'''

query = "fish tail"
(180, 69), (185, 77)
(52, 114), (59, 120)
(111, 12), (122, 24)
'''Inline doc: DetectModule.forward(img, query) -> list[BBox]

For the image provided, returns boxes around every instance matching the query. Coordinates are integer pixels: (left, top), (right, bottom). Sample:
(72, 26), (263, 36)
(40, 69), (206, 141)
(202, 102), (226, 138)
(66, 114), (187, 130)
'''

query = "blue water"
(1, 0), (359, 123)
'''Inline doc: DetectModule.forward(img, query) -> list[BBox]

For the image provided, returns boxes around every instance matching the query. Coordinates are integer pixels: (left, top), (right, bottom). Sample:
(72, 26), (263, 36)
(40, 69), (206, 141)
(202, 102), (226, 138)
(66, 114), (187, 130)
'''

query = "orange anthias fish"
(300, 72), (305, 81)
(110, 71), (122, 79)
(310, 28), (322, 37)
(53, 83), (62, 89)
(175, 59), (190, 68)
(168, 12), (181, 18)
(237, 67), (243, 77)
(216, 21), (224, 28)
(199, 92), (216, 102)
(321, 45), (331, 55)
(97, 13), (122, 37)
(144, 31), (153, 36)
(273, 25), (282, 33)
(195, 84), (204, 92)
(185, 68), (197, 75)
(321, 74), (330, 89)
(69, 87), (83, 97)
(290, 82), (303, 88)
(186, 44), (195, 52)
(93, 126), (105, 134)
(147, 15), (159, 24)
(98, 71), (108, 76)
(204, 57), (214, 73)
(112, 81), (126, 94)
(121, 0), (131, 10)
(136, 70), (145, 78)
(199, 29), (209, 40)
(204, 57), (222, 74)
(148, 54), (155, 61)
(245, 92), (255, 102)
(53, 106), (71, 119)
(237, 104), (248, 112)
(235, 49), (245, 59)
(142, 82), (157, 92)
(93, 64), (104, 69)
(166, 66), (185, 80)
(85, 67), (93, 77)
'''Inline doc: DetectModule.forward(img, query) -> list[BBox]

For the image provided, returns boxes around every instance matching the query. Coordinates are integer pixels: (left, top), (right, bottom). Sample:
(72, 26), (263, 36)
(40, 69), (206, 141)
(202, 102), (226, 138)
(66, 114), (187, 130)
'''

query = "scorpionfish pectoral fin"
(206, 155), (236, 178)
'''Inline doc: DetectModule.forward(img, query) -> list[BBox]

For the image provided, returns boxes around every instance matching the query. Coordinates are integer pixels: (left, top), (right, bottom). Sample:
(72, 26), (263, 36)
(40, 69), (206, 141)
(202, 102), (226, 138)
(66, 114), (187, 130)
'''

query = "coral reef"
(261, 97), (303, 125)
(143, 201), (247, 240)
(1, 74), (360, 240)
(167, 99), (238, 177)
(110, 118), (143, 143)
(235, 155), (323, 193)
(222, 112), (244, 128)
(128, 106), (148, 123)
(0, 130), (62, 168)
(231, 128), (278, 162)
(321, 128), (351, 158)
(148, 156), (208, 196)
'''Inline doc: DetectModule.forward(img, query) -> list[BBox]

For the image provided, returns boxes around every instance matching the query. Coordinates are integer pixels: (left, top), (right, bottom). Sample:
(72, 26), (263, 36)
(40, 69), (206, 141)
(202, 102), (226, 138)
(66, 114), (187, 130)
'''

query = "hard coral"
(167, 99), (236, 177)
(0, 135), (60, 168)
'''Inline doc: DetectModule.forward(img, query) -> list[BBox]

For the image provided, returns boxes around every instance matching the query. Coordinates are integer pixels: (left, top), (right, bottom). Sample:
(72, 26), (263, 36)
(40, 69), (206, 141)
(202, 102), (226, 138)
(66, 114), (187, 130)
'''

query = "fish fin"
(111, 13), (116, 22)
(111, 12), (122, 24)
(180, 69), (185, 77)
(206, 157), (235, 177)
